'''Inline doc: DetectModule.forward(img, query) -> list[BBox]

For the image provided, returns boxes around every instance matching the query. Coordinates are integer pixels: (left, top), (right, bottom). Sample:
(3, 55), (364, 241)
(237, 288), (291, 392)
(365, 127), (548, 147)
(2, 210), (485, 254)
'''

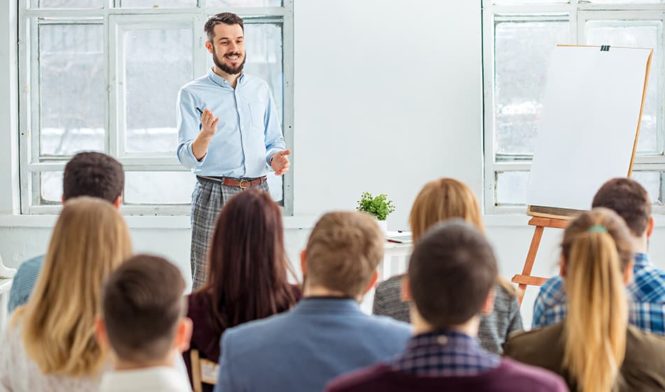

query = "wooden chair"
(190, 349), (220, 392)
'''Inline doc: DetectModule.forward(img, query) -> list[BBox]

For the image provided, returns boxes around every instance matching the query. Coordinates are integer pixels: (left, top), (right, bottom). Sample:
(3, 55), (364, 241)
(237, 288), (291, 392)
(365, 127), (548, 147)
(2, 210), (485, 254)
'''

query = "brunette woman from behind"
(183, 189), (300, 391)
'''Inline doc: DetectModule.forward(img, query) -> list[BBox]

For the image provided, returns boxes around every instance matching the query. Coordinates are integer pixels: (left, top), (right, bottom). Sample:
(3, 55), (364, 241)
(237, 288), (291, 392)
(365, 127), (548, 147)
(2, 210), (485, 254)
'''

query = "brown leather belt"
(197, 175), (267, 189)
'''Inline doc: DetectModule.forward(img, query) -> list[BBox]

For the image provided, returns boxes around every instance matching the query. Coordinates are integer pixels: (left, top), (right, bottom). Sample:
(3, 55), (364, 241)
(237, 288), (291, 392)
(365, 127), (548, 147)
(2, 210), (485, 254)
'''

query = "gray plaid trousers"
(190, 177), (269, 289)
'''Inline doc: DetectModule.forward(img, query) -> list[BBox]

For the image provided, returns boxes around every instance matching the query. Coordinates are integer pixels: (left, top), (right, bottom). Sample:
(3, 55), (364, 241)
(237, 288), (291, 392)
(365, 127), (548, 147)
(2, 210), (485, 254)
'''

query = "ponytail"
(563, 231), (627, 392)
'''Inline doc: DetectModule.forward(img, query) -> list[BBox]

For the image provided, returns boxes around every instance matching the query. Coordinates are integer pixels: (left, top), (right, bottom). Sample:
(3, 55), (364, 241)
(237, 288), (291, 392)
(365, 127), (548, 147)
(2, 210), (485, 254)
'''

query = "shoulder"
(493, 283), (519, 310)
(325, 363), (394, 392)
(14, 255), (44, 281)
(376, 275), (402, 294)
(179, 74), (212, 95)
(631, 263), (665, 302)
(10, 255), (44, 307)
(626, 325), (665, 363)
(186, 291), (213, 325)
(222, 310), (294, 350)
(503, 323), (564, 358)
(498, 358), (567, 390)
(535, 276), (566, 305)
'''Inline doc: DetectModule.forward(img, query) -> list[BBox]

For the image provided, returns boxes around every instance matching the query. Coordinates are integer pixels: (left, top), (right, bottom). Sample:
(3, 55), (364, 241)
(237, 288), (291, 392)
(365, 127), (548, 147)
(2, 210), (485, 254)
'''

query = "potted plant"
(356, 192), (396, 232)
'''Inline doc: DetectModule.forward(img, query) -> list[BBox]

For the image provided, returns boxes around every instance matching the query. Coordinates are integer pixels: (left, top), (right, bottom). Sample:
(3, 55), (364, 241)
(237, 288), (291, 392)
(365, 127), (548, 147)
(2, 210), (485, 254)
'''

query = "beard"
(212, 47), (246, 75)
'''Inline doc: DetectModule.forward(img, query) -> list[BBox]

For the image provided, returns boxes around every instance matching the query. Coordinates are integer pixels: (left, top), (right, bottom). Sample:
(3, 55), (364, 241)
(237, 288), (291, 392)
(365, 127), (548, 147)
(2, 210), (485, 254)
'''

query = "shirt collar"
(393, 329), (500, 377)
(634, 252), (650, 268)
(207, 68), (245, 89)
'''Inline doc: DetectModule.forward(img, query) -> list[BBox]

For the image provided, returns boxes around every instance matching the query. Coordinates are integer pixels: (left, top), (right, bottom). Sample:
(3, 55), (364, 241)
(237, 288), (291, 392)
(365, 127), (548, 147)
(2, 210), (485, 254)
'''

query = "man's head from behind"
(407, 221), (497, 330)
(592, 177), (652, 238)
(98, 254), (191, 367)
(302, 211), (384, 299)
(63, 152), (124, 207)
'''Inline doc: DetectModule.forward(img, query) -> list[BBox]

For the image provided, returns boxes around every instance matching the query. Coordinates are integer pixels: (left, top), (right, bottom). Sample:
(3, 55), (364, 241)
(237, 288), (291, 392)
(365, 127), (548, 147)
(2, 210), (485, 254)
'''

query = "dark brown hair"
(63, 152), (124, 203)
(591, 177), (651, 237)
(203, 189), (296, 333)
(204, 12), (244, 42)
(305, 211), (384, 297)
(102, 254), (185, 363)
(408, 220), (497, 328)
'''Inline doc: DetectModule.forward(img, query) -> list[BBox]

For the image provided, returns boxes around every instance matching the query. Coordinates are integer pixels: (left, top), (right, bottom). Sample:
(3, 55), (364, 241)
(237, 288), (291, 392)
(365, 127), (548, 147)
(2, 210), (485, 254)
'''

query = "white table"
(0, 278), (12, 333)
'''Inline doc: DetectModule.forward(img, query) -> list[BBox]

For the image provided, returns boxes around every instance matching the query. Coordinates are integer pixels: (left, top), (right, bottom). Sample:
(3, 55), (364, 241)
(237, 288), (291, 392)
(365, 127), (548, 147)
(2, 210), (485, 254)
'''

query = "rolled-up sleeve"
(176, 87), (205, 169)
(263, 87), (286, 166)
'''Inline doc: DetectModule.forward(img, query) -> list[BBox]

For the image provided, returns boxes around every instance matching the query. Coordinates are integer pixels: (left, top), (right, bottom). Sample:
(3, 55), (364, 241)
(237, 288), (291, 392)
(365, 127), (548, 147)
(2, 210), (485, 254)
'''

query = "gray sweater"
(372, 275), (523, 354)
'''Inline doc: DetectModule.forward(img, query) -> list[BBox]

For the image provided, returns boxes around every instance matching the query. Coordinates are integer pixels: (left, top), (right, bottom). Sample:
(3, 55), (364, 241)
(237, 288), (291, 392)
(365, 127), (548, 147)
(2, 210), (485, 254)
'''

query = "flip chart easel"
(513, 45), (653, 305)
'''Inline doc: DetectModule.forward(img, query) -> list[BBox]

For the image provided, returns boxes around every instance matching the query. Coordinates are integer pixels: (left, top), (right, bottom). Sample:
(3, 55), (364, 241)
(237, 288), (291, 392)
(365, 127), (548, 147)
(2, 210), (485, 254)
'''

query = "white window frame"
(483, 0), (665, 214)
(18, 0), (295, 216)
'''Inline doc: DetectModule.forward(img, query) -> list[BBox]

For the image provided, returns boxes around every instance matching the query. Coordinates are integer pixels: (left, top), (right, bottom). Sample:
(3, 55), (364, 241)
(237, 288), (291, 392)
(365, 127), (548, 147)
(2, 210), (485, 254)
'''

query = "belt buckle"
(239, 179), (249, 190)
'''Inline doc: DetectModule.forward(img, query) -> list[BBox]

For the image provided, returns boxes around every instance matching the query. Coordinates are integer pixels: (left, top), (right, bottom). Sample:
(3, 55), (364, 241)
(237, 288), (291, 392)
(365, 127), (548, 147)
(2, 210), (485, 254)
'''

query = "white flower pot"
(377, 219), (388, 234)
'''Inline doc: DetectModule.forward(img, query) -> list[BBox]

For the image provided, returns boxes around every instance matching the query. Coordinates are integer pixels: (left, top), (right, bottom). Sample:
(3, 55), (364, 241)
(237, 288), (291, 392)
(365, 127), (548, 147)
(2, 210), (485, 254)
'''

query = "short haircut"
(63, 152), (124, 203)
(204, 12), (244, 42)
(408, 220), (498, 328)
(305, 212), (383, 297)
(102, 254), (185, 363)
(591, 177), (651, 237)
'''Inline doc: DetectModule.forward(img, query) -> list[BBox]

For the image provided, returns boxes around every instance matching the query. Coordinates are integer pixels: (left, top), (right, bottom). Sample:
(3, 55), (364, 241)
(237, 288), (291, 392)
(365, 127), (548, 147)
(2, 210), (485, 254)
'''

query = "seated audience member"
(0, 198), (132, 391)
(505, 208), (665, 391)
(533, 178), (665, 334)
(327, 221), (566, 392)
(214, 211), (411, 392)
(183, 189), (300, 391)
(8, 152), (124, 312)
(373, 178), (522, 353)
(97, 254), (193, 392)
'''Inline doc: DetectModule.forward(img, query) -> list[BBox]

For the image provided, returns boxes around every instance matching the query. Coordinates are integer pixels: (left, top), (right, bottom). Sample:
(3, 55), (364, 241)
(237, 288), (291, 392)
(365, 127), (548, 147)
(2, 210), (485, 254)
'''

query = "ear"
(646, 216), (655, 239)
(559, 256), (567, 277)
(94, 317), (109, 351)
(300, 250), (307, 276)
(623, 260), (635, 285)
(205, 40), (213, 54)
(400, 276), (412, 302)
(362, 271), (378, 295)
(481, 287), (496, 315)
(112, 195), (123, 210)
(174, 317), (194, 353)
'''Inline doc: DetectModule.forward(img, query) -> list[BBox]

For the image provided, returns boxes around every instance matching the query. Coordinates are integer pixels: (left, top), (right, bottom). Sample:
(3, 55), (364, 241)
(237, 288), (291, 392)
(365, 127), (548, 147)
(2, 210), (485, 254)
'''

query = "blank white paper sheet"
(527, 45), (652, 211)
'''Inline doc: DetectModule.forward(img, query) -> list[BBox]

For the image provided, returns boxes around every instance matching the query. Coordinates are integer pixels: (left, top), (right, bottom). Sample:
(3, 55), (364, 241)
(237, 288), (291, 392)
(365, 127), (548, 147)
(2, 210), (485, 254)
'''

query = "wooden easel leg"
(516, 225), (544, 305)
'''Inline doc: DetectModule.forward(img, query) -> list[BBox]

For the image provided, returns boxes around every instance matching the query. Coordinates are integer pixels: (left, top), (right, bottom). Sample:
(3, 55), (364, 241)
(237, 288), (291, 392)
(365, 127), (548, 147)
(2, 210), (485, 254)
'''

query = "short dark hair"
(408, 220), (498, 328)
(63, 152), (124, 203)
(102, 254), (185, 363)
(591, 177), (651, 237)
(204, 12), (244, 42)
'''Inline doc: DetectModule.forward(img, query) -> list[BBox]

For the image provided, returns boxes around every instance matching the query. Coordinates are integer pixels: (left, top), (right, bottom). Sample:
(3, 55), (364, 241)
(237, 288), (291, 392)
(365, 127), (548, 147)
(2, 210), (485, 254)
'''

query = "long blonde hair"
(409, 178), (483, 242)
(408, 178), (516, 293)
(16, 197), (132, 376)
(561, 208), (633, 392)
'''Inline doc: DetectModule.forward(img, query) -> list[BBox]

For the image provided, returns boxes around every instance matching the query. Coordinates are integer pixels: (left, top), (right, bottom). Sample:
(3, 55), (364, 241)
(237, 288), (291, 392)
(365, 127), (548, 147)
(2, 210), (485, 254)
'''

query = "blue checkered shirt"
(532, 253), (665, 334)
(392, 330), (500, 377)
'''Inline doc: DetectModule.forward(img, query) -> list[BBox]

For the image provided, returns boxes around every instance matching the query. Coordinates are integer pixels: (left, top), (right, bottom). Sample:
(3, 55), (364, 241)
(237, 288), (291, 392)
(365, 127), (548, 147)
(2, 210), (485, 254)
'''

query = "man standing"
(177, 12), (290, 288)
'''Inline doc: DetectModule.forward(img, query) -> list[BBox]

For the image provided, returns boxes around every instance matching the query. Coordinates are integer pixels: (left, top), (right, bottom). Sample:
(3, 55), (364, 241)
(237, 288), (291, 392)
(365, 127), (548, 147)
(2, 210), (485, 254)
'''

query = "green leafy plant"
(356, 192), (396, 221)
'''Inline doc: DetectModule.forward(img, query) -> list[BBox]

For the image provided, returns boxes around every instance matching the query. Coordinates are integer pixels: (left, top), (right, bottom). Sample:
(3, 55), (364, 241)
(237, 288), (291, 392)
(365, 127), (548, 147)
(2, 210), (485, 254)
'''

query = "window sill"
(0, 214), (319, 230)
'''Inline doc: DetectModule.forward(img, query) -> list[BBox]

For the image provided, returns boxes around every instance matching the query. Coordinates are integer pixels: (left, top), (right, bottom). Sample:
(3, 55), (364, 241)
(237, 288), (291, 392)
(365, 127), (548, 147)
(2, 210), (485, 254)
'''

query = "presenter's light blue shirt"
(176, 70), (285, 178)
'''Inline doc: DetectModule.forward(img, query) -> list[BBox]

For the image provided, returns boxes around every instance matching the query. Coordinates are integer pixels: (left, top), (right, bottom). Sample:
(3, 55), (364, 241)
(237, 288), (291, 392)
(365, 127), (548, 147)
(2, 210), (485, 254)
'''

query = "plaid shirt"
(392, 330), (500, 377)
(532, 253), (665, 334)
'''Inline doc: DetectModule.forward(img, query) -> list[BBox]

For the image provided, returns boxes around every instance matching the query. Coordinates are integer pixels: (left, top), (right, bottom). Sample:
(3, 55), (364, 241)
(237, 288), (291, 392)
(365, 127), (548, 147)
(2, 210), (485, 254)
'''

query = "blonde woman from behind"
(504, 208), (665, 391)
(372, 178), (522, 353)
(0, 197), (132, 391)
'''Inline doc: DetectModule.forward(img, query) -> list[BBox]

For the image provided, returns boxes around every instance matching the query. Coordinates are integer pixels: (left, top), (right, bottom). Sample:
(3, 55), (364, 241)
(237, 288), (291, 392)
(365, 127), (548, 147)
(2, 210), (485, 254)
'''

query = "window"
(18, 0), (294, 215)
(483, 0), (665, 212)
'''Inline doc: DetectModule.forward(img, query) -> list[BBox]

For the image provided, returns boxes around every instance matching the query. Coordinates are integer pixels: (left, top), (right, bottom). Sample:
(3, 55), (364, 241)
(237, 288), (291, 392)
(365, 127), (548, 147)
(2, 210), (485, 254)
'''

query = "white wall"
(4, 0), (665, 327)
